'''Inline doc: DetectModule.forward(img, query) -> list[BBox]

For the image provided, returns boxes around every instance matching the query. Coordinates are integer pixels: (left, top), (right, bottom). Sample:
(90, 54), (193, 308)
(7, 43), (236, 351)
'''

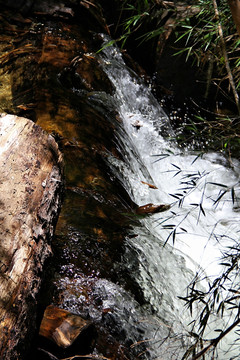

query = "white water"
(96, 41), (240, 359)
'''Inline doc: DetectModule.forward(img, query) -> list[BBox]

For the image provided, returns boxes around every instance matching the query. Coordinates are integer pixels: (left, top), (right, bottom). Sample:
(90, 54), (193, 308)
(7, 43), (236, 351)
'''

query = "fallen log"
(0, 113), (64, 359)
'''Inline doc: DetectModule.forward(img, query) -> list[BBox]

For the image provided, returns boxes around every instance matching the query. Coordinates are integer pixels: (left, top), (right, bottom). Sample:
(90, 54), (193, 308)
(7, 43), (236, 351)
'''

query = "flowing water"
(33, 35), (240, 359)
(78, 39), (240, 359)
(100, 44), (240, 273)
(1, 5), (240, 358)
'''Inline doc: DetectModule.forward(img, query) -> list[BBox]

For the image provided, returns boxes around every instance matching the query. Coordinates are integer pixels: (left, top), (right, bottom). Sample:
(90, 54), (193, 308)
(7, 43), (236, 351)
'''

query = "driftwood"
(141, 181), (158, 189)
(39, 305), (91, 348)
(0, 113), (63, 359)
(136, 203), (170, 215)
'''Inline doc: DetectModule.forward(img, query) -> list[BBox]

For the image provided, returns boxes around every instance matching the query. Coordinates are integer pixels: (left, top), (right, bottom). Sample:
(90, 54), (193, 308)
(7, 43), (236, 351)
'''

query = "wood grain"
(0, 113), (63, 359)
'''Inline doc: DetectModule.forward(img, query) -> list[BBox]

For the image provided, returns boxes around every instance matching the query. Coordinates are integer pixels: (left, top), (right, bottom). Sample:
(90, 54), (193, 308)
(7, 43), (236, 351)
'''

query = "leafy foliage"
(105, 1), (240, 156)
(174, 111), (240, 158)
(102, 0), (173, 49)
(180, 245), (240, 359)
(174, 0), (240, 111)
(111, 1), (240, 104)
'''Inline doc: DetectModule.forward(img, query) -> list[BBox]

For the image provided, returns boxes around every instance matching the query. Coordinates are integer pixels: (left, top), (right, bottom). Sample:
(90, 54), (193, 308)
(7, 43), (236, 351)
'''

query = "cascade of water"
(95, 39), (240, 358)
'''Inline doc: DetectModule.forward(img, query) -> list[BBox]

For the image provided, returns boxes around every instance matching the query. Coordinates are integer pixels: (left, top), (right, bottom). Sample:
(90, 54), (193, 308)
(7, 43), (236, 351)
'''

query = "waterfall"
(54, 38), (240, 359)
(90, 38), (240, 359)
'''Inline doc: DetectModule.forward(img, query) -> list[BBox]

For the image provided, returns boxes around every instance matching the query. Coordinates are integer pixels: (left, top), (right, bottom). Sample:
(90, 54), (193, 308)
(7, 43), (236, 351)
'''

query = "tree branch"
(228, 0), (240, 36)
(213, 0), (240, 114)
(61, 355), (111, 360)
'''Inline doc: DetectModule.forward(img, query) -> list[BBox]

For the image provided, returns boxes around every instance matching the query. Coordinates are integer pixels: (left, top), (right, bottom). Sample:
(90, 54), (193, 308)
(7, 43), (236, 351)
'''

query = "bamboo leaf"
(207, 182), (228, 188)
(231, 187), (235, 204)
(169, 193), (181, 200)
(171, 163), (181, 170)
(200, 203), (206, 216)
(180, 227), (188, 233)
(172, 229), (176, 245)
(162, 224), (175, 229)
(173, 170), (181, 177)
(163, 232), (173, 247)
(213, 190), (227, 205)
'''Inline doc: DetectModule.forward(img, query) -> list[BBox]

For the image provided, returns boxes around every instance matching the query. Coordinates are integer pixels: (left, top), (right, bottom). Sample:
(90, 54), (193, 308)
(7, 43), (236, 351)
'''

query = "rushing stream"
(99, 40), (240, 280)
(92, 40), (240, 358)
(43, 37), (240, 360)
(1, 4), (239, 359)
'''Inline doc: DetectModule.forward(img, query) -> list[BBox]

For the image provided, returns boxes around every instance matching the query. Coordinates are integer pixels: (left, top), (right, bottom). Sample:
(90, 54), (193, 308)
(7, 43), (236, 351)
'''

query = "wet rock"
(0, 5), (162, 360)
(39, 305), (91, 348)
(131, 120), (143, 130)
(36, 305), (97, 359)
(59, 53), (113, 93)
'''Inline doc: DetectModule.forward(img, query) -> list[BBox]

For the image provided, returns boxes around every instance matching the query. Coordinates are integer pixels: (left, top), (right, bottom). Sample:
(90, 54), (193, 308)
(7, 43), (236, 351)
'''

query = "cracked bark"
(0, 113), (64, 360)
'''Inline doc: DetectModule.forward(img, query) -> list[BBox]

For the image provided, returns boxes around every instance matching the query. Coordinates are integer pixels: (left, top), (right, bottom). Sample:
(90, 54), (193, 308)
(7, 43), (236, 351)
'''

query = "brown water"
(0, 7), (154, 359)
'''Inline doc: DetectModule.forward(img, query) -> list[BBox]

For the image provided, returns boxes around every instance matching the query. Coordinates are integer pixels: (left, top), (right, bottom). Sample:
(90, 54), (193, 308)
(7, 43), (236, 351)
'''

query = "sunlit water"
(89, 39), (240, 358)
(53, 38), (240, 359)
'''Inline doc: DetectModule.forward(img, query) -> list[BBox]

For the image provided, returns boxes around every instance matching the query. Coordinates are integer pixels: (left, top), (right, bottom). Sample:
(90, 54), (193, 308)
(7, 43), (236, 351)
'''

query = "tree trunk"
(228, 0), (240, 36)
(0, 113), (63, 359)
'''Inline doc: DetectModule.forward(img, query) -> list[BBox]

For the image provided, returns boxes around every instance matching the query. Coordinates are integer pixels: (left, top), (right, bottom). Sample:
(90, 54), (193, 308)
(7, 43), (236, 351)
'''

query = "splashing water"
(93, 39), (240, 358)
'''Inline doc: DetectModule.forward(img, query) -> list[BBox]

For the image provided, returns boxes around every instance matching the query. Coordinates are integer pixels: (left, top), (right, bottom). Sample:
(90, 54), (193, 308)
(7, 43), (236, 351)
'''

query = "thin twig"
(189, 317), (240, 360)
(60, 355), (111, 360)
(212, 0), (240, 114)
(204, 54), (214, 99)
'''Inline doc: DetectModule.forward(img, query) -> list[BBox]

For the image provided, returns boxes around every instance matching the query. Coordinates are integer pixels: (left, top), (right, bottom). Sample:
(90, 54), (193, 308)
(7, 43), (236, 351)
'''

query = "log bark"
(0, 113), (63, 359)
